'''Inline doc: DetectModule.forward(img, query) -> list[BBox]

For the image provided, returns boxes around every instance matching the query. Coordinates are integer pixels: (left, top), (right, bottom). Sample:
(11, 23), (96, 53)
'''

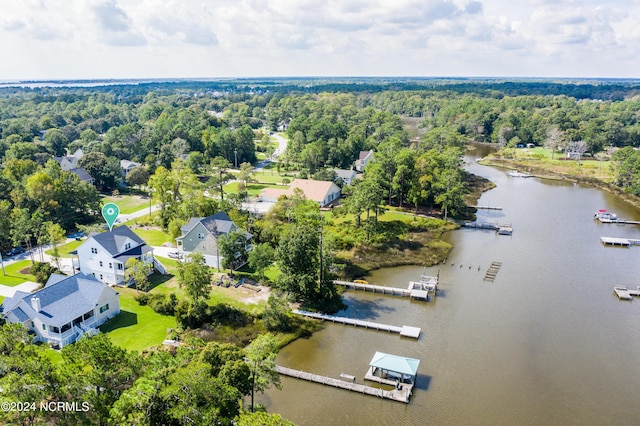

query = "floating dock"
(333, 280), (430, 300)
(474, 206), (503, 210)
(293, 310), (421, 339)
(483, 261), (502, 282)
(600, 237), (640, 247)
(275, 365), (413, 403)
(613, 286), (640, 300)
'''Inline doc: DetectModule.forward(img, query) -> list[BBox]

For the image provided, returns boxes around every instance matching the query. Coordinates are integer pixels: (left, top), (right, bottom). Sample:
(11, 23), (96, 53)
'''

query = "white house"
(1, 273), (120, 348)
(334, 169), (357, 185)
(75, 225), (157, 285)
(260, 179), (341, 207)
(355, 150), (374, 172)
(120, 159), (142, 177)
(53, 149), (93, 184)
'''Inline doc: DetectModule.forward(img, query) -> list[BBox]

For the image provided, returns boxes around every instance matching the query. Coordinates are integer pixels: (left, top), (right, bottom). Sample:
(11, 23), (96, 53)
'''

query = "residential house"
(1, 273), (120, 348)
(53, 149), (93, 184)
(176, 211), (252, 268)
(120, 159), (142, 177)
(75, 225), (158, 285)
(334, 169), (357, 185)
(259, 179), (341, 207)
(355, 149), (374, 172)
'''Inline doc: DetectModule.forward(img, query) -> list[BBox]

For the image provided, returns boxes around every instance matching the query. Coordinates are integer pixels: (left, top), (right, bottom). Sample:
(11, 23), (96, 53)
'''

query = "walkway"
(275, 365), (413, 403)
(293, 310), (421, 339)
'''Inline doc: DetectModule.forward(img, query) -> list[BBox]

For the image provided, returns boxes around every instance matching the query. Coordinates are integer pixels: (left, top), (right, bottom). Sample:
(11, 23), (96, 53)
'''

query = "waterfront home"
(1, 273), (120, 348)
(355, 149), (374, 172)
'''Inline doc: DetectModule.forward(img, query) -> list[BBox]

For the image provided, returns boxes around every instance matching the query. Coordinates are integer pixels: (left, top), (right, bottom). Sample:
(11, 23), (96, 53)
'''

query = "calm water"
(262, 156), (640, 425)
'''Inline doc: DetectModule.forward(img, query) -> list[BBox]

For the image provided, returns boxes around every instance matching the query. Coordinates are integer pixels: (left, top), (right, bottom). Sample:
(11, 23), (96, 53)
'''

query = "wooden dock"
(333, 280), (430, 301)
(275, 365), (413, 403)
(462, 222), (513, 235)
(614, 286), (633, 300)
(596, 217), (640, 225)
(600, 237), (640, 247)
(483, 261), (502, 282)
(293, 310), (421, 339)
(474, 205), (503, 210)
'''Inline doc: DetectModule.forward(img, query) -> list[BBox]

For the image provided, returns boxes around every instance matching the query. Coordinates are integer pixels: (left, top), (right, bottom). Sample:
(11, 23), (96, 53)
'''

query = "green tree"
(60, 334), (141, 426)
(238, 161), (254, 186)
(245, 333), (281, 413)
(44, 221), (65, 270)
(248, 242), (274, 283)
(125, 257), (152, 291)
(79, 151), (122, 190)
(177, 252), (212, 301)
(208, 156), (234, 201)
(126, 166), (150, 188)
(235, 411), (296, 426)
(218, 230), (247, 274)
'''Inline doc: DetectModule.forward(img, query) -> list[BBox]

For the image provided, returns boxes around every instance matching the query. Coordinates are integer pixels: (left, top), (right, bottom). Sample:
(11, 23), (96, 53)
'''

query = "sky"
(1, 0), (639, 81)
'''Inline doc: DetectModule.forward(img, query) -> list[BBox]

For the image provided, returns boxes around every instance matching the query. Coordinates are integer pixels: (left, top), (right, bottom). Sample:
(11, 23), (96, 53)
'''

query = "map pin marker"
(102, 203), (120, 231)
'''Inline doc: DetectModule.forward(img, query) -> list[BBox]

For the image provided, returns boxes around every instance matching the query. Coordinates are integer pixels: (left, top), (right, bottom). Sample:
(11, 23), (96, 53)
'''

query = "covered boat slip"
(365, 351), (420, 385)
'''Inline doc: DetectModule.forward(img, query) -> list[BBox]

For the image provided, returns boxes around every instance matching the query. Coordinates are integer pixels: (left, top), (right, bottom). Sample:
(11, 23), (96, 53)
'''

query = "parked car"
(6, 246), (25, 257)
(168, 250), (182, 259)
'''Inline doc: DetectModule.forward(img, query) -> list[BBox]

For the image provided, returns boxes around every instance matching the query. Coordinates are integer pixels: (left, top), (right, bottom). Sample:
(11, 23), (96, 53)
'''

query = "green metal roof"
(369, 351), (420, 376)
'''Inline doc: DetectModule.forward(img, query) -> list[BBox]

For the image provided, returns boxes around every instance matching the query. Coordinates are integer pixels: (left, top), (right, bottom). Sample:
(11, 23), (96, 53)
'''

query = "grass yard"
(0, 260), (37, 286)
(224, 181), (283, 197)
(100, 287), (176, 352)
(101, 194), (151, 215)
(131, 227), (173, 246)
(46, 239), (83, 258)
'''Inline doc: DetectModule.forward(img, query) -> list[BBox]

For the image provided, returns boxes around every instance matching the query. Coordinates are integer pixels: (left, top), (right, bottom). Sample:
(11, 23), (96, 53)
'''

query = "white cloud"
(0, 0), (639, 79)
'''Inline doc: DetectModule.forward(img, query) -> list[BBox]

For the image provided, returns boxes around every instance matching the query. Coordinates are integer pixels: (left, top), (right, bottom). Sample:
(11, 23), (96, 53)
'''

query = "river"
(262, 153), (640, 425)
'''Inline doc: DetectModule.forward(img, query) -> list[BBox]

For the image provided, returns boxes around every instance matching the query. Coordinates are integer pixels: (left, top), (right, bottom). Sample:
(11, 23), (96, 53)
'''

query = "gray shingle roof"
(12, 307), (29, 322)
(181, 212), (235, 237)
(3, 273), (117, 327)
(89, 225), (146, 256)
(69, 167), (93, 182)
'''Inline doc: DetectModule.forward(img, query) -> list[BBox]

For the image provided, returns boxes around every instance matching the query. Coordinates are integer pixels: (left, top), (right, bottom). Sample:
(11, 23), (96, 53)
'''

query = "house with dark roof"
(176, 212), (252, 268)
(75, 225), (158, 285)
(334, 169), (357, 185)
(1, 273), (120, 348)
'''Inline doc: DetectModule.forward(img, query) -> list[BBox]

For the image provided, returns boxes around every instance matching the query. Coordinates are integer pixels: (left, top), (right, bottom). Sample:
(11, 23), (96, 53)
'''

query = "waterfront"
(262, 157), (640, 425)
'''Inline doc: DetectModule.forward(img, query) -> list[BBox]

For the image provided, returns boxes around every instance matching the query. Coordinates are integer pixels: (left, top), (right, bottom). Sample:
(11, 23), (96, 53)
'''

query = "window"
(99, 261), (103, 267)
(198, 233), (205, 240)
(42, 324), (46, 331)
(109, 262), (112, 269)
(91, 247), (98, 254)
(125, 243), (131, 250)
(99, 304), (110, 313)
(99, 274), (103, 280)
(117, 263), (123, 270)
(50, 326), (60, 334)
(61, 323), (71, 333)
(83, 310), (94, 320)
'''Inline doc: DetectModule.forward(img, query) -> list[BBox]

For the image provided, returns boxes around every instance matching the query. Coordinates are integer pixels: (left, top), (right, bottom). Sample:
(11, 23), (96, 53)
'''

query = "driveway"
(0, 281), (40, 298)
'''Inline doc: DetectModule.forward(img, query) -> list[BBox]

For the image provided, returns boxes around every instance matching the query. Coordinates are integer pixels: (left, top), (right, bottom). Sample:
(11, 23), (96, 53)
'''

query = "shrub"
(30, 262), (60, 284)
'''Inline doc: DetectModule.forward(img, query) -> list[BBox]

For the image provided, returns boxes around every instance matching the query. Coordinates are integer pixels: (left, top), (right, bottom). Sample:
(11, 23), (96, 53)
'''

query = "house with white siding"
(1, 273), (120, 348)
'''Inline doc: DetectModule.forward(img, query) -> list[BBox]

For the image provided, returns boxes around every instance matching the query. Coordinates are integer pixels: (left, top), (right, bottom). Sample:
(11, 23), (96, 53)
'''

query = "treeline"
(0, 324), (292, 426)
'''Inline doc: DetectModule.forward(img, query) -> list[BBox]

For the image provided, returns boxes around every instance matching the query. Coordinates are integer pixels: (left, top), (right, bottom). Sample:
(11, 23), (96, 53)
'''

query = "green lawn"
(132, 227), (173, 246)
(224, 181), (283, 197)
(101, 194), (151, 215)
(46, 239), (83, 258)
(100, 288), (176, 352)
(0, 260), (37, 286)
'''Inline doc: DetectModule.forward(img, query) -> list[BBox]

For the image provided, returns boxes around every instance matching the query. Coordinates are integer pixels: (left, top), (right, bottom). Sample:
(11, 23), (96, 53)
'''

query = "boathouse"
(367, 351), (420, 384)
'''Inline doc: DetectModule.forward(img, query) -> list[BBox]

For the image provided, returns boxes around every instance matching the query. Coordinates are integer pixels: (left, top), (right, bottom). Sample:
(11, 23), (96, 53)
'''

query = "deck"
(614, 286), (633, 300)
(596, 217), (640, 225)
(275, 365), (413, 403)
(333, 280), (431, 301)
(462, 222), (513, 235)
(293, 310), (421, 339)
(600, 237), (640, 247)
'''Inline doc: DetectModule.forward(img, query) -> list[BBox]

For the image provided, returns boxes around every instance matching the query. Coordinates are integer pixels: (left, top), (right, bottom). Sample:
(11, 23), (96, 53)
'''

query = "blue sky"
(1, 0), (638, 80)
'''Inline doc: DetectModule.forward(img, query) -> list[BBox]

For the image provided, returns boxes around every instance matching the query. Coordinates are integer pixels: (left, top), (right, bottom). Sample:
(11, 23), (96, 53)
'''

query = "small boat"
(507, 170), (532, 178)
(594, 209), (617, 221)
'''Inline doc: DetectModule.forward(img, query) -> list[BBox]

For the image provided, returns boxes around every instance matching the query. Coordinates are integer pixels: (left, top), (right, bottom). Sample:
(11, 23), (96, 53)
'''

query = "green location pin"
(102, 203), (120, 231)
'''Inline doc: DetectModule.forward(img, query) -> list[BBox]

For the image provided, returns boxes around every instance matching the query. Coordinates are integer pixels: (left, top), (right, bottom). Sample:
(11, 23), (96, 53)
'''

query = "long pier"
(293, 309), (421, 339)
(275, 365), (413, 403)
(333, 280), (429, 300)
(462, 222), (513, 235)
(596, 217), (640, 225)
(474, 205), (503, 210)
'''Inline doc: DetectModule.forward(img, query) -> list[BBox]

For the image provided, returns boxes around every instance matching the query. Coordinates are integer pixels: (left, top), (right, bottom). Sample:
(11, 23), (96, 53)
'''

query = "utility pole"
(234, 148), (238, 168)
